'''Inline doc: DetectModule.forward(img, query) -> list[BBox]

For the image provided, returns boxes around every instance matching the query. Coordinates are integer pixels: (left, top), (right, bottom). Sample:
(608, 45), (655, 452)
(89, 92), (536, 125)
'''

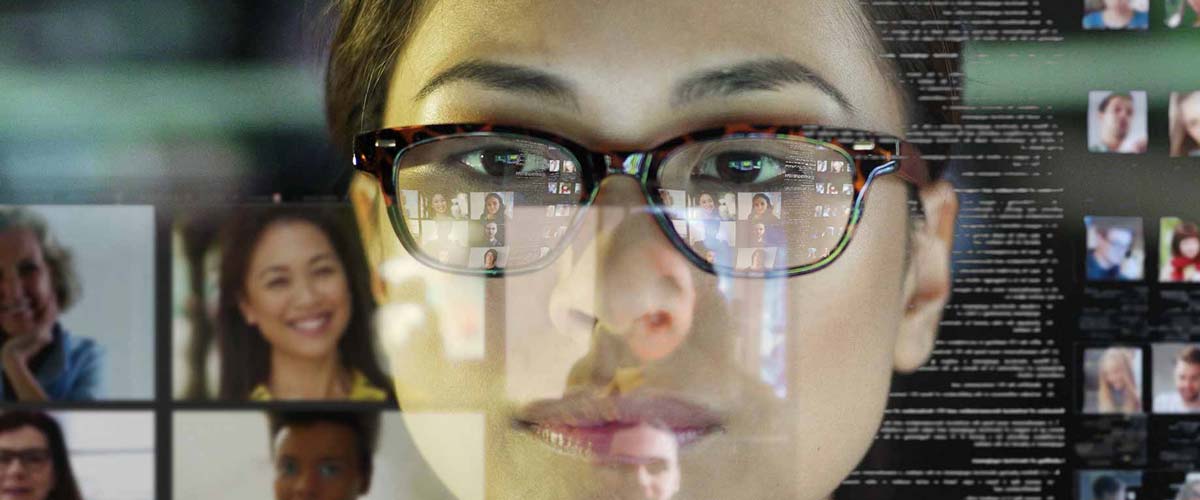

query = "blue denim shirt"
(1, 324), (103, 401)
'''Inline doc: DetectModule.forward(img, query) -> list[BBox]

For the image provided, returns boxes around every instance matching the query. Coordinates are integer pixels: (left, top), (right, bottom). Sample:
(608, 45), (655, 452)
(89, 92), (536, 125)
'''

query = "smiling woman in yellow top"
(216, 207), (391, 402)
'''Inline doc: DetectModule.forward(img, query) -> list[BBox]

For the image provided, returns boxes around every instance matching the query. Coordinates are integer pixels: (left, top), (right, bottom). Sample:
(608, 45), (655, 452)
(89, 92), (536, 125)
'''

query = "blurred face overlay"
(1177, 359), (1200, 406)
(1099, 95), (1134, 148)
(273, 422), (366, 500)
(353, 1), (957, 499)
(0, 426), (53, 500)
(238, 221), (353, 361)
(0, 230), (59, 339)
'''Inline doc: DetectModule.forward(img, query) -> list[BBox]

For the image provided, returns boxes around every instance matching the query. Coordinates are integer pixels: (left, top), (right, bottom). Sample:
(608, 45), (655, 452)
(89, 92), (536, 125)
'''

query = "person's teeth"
(293, 317), (326, 331)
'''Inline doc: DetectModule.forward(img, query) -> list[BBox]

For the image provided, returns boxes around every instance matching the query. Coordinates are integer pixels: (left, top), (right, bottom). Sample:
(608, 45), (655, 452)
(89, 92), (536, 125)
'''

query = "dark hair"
(480, 192), (506, 220)
(323, 1), (961, 180)
(215, 206), (392, 400)
(268, 410), (380, 494)
(1180, 345), (1200, 366)
(0, 208), (81, 313)
(1172, 222), (1200, 259)
(0, 411), (83, 500)
(1092, 475), (1123, 498)
(1099, 92), (1133, 113)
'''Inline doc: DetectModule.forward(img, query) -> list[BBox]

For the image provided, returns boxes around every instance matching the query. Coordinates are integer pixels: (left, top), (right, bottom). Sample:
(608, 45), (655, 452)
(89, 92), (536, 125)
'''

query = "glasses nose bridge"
(601, 151), (650, 179)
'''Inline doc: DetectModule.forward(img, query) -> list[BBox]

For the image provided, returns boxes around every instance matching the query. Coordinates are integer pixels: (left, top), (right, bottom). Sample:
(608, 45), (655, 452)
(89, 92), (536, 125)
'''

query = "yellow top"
(248, 370), (389, 401)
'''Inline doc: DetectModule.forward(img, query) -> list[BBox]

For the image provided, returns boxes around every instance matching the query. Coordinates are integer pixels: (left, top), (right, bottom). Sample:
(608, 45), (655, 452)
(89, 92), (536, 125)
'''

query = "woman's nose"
(548, 175), (696, 365)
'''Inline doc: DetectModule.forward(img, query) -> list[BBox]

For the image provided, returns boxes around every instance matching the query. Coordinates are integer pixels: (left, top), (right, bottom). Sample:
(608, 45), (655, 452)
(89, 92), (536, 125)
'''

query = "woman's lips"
(286, 312), (333, 336)
(515, 395), (723, 460)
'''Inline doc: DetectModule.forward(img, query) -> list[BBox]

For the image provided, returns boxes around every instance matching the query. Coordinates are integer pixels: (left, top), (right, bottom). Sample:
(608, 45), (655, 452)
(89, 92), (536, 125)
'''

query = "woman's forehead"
(385, 0), (905, 141)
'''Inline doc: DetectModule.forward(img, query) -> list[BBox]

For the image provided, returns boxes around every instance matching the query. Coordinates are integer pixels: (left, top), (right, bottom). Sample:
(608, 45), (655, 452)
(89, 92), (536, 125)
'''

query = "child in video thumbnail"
(1161, 218), (1200, 282)
(269, 411), (378, 500)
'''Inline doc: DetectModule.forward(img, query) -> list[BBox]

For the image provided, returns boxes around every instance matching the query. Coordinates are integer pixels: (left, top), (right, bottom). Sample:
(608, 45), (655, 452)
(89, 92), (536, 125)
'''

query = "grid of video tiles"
(0, 203), (455, 500)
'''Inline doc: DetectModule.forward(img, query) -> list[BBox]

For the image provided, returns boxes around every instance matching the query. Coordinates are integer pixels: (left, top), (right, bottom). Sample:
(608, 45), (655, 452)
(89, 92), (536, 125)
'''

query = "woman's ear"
(894, 180), (957, 373)
(349, 173), (388, 305)
(237, 296), (257, 326)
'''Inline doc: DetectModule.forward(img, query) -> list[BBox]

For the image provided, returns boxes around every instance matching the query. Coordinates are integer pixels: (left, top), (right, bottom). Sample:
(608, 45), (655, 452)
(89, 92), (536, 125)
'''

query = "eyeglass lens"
(391, 134), (856, 273)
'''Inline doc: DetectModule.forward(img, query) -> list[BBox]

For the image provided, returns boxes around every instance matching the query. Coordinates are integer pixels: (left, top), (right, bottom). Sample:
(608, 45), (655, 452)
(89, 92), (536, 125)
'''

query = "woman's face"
(1182, 93), (1200, 146)
(1181, 236), (1200, 260)
(0, 229), (60, 339)
(698, 194), (715, 214)
(361, 1), (952, 499)
(486, 196), (502, 216)
(484, 251), (497, 269)
(431, 194), (448, 215)
(238, 221), (352, 362)
(0, 425), (54, 500)
(1100, 355), (1127, 389)
(752, 197), (768, 216)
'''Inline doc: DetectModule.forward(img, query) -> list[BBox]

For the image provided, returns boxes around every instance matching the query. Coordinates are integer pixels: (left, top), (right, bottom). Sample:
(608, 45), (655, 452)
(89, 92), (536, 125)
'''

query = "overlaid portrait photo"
(173, 410), (451, 500)
(171, 205), (392, 402)
(1081, 346), (1144, 415)
(0, 206), (154, 401)
(1160, 217), (1200, 283)
(1078, 470), (1142, 500)
(1152, 343), (1200, 414)
(1083, 0), (1150, 29)
(1088, 91), (1149, 154)
(1085, 216), (1145, 282)
(1169, 91), (1200, 157)
(0, 410), (155, 500)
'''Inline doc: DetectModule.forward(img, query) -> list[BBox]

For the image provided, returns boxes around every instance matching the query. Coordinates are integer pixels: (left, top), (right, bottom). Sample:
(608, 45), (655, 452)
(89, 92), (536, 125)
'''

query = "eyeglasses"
(353, 124), (930, 277)
(0, 449), (51, 469)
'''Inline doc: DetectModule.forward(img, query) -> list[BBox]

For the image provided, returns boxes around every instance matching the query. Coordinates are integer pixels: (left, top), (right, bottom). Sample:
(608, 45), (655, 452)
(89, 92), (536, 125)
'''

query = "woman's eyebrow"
(415, 57), (854, 113)
(415, 60), (579, 109)
(672, 58), (855, 113)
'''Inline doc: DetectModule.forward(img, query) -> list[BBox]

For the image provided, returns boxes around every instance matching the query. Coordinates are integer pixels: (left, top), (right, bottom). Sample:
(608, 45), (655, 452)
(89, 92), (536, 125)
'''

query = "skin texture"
(1175, 360), (1200, 408)
(0, 426), (53, 500)
(1098, 96), (1134, 151)
(431, 194), (448, 217)
(1181, 93), (1200, 146)
(238, 221), (353, 398)
(273, 422), (366, 500)
(1182, 237), (1200, 260)
(350, 0), (958, 498)
(0, 230), (59, 402)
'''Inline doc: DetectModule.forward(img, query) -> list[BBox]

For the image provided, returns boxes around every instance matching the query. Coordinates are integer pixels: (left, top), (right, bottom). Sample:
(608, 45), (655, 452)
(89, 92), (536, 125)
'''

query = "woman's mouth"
(286, 313), (333, 336)
(514, 395), (723, 461)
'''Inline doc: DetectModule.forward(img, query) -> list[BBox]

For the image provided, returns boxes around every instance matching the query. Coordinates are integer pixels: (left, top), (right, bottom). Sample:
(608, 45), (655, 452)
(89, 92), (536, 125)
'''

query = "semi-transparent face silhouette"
(351, 1), (955, 499)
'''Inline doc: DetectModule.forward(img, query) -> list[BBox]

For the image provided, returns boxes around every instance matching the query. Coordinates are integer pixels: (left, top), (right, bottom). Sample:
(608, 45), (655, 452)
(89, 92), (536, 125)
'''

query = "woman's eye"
(265, 277), (290, 289)
(312, 265), (338, 277)
(695, 151), (784, 185)
(457, 147), (545, 176)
